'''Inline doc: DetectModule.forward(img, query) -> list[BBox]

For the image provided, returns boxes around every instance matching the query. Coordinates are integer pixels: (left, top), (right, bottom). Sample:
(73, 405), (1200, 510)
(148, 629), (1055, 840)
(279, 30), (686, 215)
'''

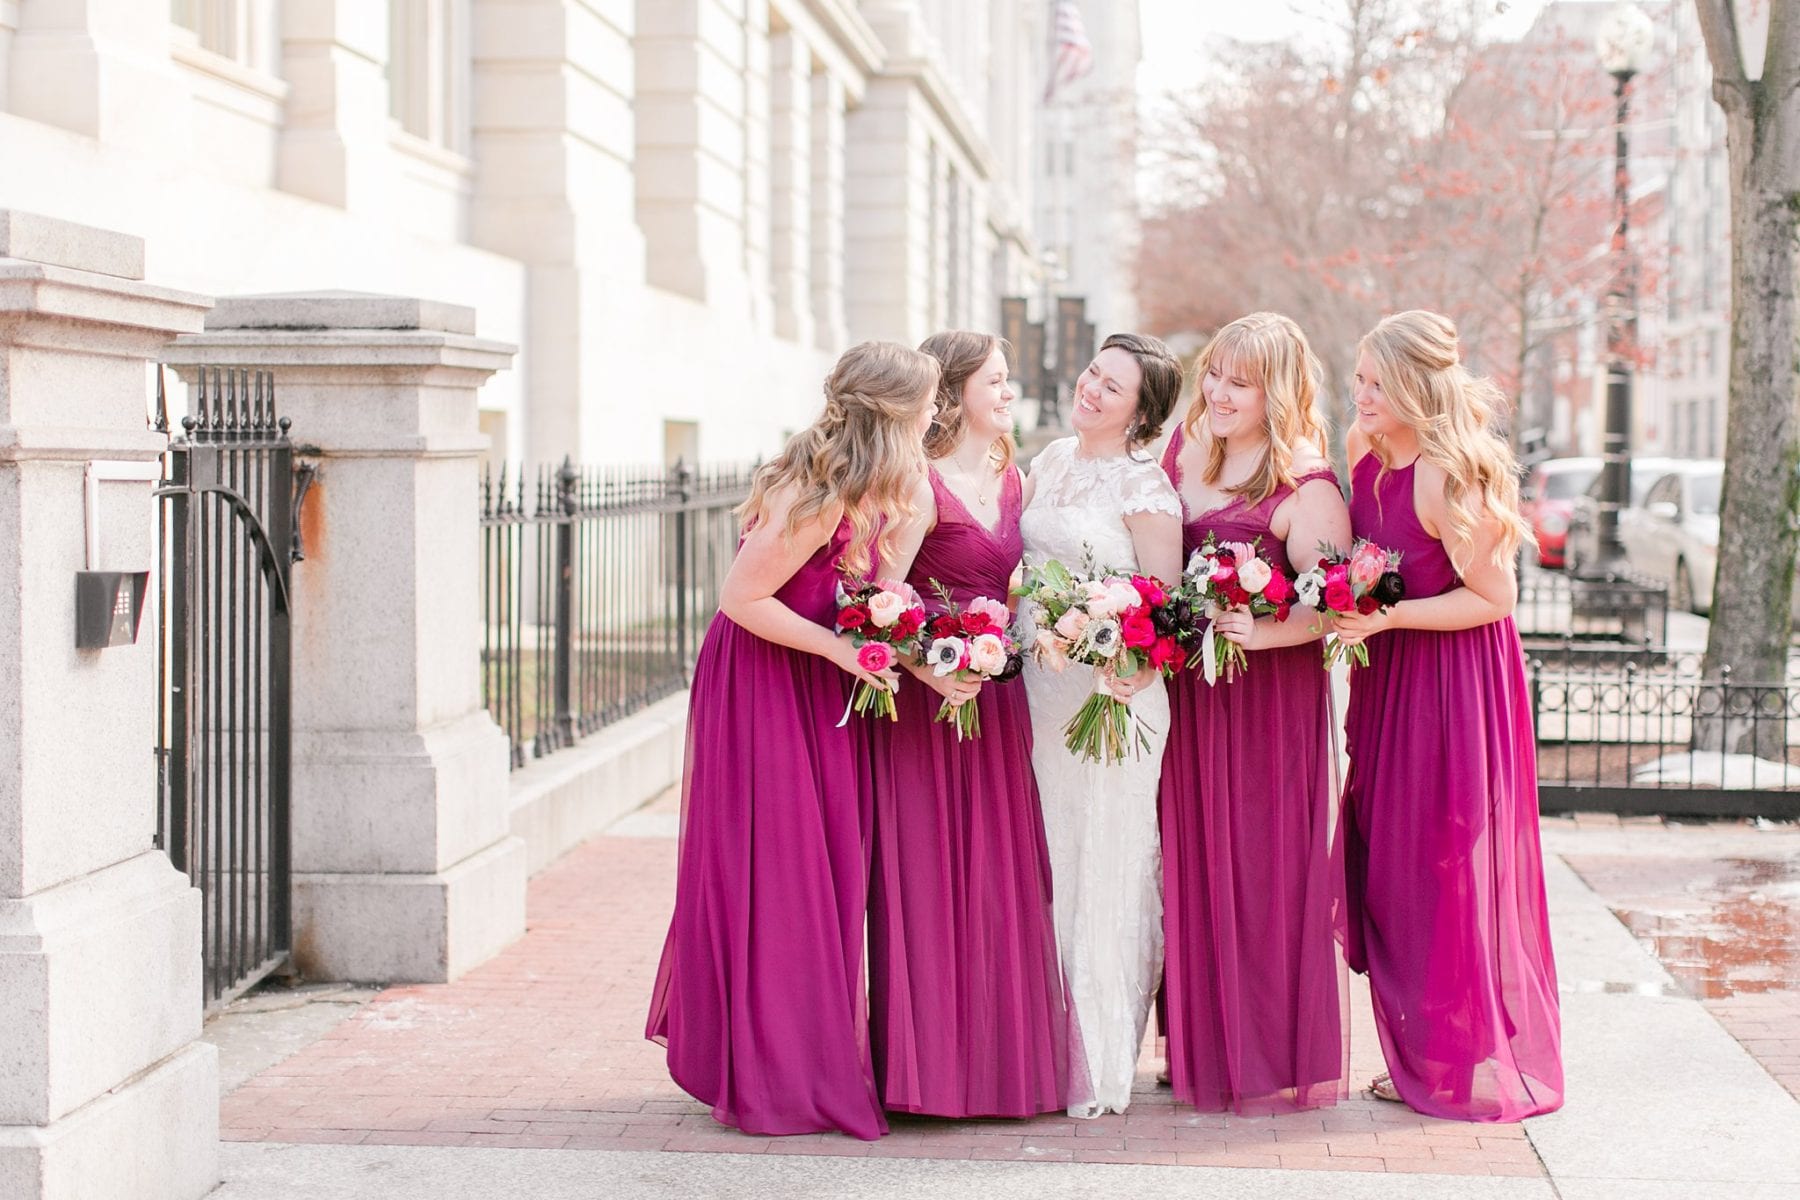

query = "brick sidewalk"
(221, 833), (1543, 1178)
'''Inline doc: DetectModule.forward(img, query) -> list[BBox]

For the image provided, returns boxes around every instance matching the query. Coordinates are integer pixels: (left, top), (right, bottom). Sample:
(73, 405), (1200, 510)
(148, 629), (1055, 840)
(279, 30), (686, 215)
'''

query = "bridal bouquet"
(1294, 539), (1406, 668)
(834, 575), (927, 722)
(918, 586), (1024, 740)
(1017, 557), (1169, 764)
(1183, 536), (1295, 684)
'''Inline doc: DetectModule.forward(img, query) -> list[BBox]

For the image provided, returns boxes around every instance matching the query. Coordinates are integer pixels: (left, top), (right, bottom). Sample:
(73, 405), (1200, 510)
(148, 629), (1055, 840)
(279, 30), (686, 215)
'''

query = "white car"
(1616, 460), (1721, 613)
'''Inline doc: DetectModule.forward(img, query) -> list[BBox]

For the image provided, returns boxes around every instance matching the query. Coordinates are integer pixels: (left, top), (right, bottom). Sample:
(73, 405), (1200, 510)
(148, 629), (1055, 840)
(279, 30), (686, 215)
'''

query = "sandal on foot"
(1368, 1073), (1402, 1103)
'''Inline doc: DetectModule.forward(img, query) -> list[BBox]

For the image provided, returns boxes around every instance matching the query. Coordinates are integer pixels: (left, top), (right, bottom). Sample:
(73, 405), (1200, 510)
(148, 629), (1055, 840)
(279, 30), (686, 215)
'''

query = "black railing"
(1530, 639), (1800, 819)
(479, 459), (755, 768)
(154, 368), (298, 1009)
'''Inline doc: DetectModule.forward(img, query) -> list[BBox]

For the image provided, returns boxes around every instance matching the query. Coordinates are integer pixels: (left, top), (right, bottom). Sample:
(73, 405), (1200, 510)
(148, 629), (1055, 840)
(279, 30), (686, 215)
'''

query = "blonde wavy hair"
(919, 330), (1015, 471)
(738, 341), (939, 577)
(1358, 310), (1535, 571)
(1183, 312), (1330, 506)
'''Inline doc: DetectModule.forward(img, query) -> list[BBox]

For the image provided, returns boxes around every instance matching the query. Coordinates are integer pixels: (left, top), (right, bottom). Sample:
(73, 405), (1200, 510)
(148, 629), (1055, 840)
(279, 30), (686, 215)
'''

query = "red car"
(1522, 457), (1601, 569)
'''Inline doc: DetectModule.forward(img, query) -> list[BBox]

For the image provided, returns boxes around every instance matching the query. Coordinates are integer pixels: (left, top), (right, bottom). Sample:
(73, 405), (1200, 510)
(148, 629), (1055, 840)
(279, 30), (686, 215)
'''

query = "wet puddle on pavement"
(1563, 853), (1800, 998)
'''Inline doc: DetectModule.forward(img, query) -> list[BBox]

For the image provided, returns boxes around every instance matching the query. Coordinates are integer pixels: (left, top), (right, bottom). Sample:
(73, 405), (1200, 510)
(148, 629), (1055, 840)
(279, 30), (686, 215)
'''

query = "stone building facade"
(0, 0), (1142, 467)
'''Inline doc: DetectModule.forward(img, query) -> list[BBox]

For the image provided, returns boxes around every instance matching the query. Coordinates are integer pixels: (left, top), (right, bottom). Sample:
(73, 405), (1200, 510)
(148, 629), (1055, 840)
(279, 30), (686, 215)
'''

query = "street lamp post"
(1588, 2), (1656, 578)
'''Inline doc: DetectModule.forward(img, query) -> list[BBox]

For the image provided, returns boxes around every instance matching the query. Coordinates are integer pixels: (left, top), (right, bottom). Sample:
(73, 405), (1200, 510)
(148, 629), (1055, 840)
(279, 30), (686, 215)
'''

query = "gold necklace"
(945, 457), (996, 506)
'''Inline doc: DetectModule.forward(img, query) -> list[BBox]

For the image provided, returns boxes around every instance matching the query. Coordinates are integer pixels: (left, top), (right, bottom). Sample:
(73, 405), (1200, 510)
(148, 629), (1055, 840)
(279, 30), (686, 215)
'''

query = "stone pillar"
(164, 293), (526, 984)
(0, 213), (216, 1199)
(634, 0), (753, 307)
(470, 0), (644, 463)
(6, 0), (187, 147)
(845, 76), (931, 344)
(768, 30), (815, 346)
(277, 0), (394, 211)
(809, 67), (850, 352)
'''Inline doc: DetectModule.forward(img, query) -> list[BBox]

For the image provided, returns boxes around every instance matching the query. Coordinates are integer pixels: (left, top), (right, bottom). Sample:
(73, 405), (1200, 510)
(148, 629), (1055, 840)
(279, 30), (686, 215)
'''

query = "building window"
(172, 0), (246, 61)
(389, 0), (469, 153)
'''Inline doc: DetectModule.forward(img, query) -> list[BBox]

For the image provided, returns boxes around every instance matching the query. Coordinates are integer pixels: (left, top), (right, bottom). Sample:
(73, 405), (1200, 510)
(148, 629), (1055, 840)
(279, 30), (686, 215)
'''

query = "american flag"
(1044, 0), (1095, 101)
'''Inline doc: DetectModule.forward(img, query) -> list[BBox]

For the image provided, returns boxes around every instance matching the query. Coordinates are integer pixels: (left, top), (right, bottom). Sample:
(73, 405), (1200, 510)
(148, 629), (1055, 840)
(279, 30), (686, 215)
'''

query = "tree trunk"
(1695, 6), (1800, 759)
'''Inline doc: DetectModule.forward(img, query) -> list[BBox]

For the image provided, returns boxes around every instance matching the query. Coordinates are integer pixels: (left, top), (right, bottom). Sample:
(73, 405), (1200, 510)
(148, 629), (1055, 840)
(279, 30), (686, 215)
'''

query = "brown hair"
(1359, 310), (1535, 570)
(1100, 332), (1182, 451)
(919, 330), (1016, 470)
(737, 341), (940, 577)
(1183, 312), (1329, 505)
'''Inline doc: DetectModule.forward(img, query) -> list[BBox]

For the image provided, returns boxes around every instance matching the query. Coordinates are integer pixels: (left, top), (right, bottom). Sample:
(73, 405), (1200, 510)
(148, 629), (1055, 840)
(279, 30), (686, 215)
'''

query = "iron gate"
(154, 368), (303, 1008)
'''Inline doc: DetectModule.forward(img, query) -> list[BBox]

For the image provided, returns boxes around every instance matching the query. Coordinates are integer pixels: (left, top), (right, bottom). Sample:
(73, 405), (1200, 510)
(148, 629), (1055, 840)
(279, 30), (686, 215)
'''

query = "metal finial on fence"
(559, 455), (579, 516)
(154, 365), (170, 434)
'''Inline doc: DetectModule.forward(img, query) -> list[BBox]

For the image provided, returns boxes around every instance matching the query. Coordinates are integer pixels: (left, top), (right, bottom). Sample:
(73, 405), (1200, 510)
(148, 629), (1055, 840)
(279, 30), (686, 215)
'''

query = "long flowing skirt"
(1339, 616), (1563, 1122)
(646, 615), (887, 1139)
(1161, 640), (1348, 1113)
(867, 677), (1075, 1116)
(1023, 660), (1166, 1117)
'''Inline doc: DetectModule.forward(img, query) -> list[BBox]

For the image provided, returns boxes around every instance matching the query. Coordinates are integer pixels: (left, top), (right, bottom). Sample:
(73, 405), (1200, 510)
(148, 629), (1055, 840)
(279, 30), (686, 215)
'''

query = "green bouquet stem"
(935, 696), (982, 740)
(1321, 635), (1370, 670)
(1062, 692), (1151, 765)
(852, 680), (899, 720)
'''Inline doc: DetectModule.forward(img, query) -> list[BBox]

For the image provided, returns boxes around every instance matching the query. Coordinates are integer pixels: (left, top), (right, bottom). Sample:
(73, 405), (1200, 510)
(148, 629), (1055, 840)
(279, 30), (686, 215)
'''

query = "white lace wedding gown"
(1019, 437), (1178, 1117)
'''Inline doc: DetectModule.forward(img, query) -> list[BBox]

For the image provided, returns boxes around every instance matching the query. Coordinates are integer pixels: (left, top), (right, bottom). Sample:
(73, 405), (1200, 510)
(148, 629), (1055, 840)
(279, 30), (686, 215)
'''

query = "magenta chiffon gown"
(645, 519), (886, 1140)
(866, 467), (1076, 1116)
(1156, 429), (1349, 1114)
(1339, 455), (1564, 1122)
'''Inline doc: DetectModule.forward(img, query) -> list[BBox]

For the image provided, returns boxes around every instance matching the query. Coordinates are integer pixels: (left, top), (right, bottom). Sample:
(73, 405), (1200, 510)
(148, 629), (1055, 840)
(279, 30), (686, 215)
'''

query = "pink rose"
(1323, 579), (1354, 613)
(867, 589), (906, 628)
(857, 642), (896, 672)
(967, 596), (1011, 629)
(968, 633), (1008, 675)
(1054, 607), (1091, 641)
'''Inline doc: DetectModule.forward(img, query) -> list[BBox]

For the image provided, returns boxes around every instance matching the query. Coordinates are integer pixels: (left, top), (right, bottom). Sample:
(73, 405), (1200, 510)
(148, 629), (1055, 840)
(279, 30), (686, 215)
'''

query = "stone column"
(277, 0), (394, 211)
(634, 0), (753, 307)
(809, 67), (850, 351)
(845, 75), (931, 344)
(768, 29), (814, 346)
(5, 0), (186, 146)
(164, 293), (526, 984)
(0, 212), (216, 1199)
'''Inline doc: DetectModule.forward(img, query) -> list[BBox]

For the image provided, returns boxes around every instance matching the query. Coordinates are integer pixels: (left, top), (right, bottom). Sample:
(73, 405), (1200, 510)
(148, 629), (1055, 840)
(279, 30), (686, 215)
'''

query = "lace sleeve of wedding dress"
(1118, 456), (1182, 518)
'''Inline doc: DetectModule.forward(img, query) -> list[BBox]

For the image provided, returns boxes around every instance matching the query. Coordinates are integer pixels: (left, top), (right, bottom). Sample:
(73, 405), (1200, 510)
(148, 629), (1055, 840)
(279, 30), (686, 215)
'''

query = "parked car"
(1521, 456), (1601, 569)
(1616, 460), (1722, 613)
(1562, 456), (1674, 578)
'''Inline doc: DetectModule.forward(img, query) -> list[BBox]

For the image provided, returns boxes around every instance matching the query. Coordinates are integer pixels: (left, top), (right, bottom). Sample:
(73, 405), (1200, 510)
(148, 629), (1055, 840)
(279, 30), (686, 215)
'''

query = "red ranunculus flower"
(1263, 570), (1292, 604)
(1147, 634), (1182, 670)
(929, 614), (961, 639)
(1168, 643), (1188, 672)
(1275, 601), (1292, 623)
(1356, 594), (1380, 615)
(894, 608), (924, 638)
(839, 604), (869, 629)
(1324, 580), (1354, 612)
(1131, 575), (1167, 606)
(1122, 609), (1157, 649)
(959, 610), (994, 636)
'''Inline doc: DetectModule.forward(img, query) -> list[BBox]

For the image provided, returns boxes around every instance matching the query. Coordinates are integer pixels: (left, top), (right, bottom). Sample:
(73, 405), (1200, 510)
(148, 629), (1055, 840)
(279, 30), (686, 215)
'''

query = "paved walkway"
(208, 801), (1800, 1199)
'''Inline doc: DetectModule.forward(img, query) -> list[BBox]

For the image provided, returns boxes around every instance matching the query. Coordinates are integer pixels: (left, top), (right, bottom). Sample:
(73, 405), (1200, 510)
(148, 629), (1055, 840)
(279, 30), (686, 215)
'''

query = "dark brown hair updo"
(1101, 331), (1182, 448)
(918, 330), (1016, 471)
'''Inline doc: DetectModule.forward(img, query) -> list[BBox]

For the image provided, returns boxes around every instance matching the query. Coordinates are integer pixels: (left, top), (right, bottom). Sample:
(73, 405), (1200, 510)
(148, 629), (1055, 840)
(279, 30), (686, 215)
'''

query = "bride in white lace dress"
(1020, 334), (1185, 1117)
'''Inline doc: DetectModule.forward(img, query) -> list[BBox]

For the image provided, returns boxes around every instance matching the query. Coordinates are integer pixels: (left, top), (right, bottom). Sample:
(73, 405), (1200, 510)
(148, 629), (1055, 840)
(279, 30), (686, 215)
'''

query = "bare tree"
(1694, 0), (1799, 755)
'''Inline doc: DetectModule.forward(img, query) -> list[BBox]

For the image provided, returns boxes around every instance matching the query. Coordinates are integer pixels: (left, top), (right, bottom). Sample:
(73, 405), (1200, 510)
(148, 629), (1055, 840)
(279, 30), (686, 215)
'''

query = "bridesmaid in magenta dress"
(1158, 313), (1351, 1114)
(866, 331), (1075, 1118)
(1333, 310), (1564, 1122)
(646, 341), (942, 1140)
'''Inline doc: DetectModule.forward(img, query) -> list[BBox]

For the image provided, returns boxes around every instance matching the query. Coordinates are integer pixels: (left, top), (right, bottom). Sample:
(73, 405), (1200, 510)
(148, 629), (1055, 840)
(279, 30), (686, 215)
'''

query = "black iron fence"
(480, 459), (755, 767)
(154, 368), (303, 1008)
(1529, 639), (1800, 819)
